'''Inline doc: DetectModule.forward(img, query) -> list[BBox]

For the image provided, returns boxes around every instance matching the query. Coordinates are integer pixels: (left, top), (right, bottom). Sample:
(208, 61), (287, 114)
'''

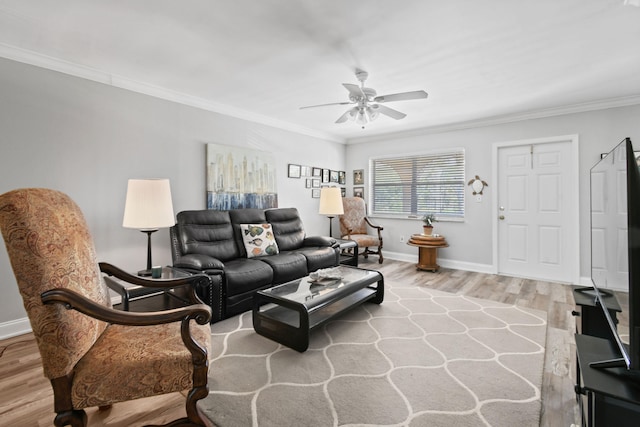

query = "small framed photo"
(301, 165), (312, 177)
(312, 178), (321, 188)
(312, 167), (322, 177)
(322, 169), (330, 183)
(338, 171), (346, 185)
(354, 187), (364, 198)
(341, 187), (346, 197)
(330, 170), (339, 183)
(312, 189), (321, 198)
(305, 178), (312, 188)
(288, 164), (301, 178)
(353, 169), (364, 185)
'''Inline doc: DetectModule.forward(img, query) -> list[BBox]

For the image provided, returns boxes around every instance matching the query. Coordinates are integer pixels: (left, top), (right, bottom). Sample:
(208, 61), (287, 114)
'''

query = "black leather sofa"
(169, 207), (339, 322)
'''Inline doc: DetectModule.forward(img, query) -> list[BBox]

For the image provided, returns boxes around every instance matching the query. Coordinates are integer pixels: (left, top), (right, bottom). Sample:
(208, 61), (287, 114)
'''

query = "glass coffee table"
(252, 265), (384, 352)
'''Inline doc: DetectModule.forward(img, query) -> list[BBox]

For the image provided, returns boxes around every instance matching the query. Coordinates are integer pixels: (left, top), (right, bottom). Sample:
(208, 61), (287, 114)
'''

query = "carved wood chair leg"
(54, 409), (87, 427)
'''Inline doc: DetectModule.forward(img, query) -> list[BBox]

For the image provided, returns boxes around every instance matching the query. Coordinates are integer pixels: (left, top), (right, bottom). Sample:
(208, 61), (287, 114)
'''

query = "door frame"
(491, 134), (580, 283)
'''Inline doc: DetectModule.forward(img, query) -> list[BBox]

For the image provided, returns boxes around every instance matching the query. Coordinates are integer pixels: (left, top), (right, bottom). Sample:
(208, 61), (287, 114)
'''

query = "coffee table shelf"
(253, 266), (384, 352)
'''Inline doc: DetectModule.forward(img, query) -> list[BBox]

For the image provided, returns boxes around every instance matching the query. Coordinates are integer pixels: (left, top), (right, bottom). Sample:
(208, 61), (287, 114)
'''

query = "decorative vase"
(423, 225), (433, 235)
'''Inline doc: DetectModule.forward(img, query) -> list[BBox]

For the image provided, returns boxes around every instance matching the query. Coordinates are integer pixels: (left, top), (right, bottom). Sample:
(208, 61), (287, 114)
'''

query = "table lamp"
(318, 186), (344, 237)
(122, 178), (175, 276)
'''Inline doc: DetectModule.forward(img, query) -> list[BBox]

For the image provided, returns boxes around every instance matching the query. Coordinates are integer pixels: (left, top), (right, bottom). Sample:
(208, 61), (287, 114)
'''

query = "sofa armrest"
(174, 253), (225, 271)
(303, 235), (337, 247)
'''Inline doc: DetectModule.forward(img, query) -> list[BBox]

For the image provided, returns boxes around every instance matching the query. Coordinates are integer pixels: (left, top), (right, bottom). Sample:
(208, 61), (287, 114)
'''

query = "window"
(371, 149), (465, 219)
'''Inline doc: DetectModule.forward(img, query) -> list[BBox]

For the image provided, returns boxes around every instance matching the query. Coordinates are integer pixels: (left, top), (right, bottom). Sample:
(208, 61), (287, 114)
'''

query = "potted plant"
(422, 213), (436, 235)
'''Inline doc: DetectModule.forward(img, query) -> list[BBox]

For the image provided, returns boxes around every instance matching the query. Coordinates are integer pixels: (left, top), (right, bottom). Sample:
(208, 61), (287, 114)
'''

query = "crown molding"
(0, 43), (346, 144)
(2, 43), (638, 147)
(347, 94), (640, 144)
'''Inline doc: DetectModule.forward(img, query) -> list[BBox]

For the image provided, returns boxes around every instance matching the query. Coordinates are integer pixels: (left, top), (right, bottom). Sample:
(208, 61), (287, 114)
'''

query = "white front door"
(496, 137), (577, 282)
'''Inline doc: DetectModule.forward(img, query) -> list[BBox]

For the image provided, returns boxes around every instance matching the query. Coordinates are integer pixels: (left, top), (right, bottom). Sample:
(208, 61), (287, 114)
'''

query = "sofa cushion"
(223, 258), (273, 297)
(176, 210), (240, 261)
(240, 223), (279, 258)
(265, 208), (306, 251)
(293, 246), (339, 272)
(256, 252), (308, 285)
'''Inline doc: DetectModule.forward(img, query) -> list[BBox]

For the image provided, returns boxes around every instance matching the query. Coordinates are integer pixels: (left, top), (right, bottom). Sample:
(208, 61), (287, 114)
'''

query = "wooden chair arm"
(41, 288), (212, 326)
(364, 217), (384, 237)
(99, 262), (209, 290)
(99, 262), (210, 305)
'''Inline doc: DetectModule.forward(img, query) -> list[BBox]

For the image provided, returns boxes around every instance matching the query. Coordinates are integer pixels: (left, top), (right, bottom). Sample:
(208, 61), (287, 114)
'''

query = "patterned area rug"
(199, 280), (547, 427)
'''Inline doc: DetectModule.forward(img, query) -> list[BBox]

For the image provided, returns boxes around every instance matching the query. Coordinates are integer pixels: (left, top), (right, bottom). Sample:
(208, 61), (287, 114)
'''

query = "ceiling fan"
(300, 69), (428, 126)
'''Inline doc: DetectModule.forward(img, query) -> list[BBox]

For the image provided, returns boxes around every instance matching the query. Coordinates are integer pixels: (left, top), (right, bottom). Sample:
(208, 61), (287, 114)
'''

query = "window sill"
(368, 214), (464, 223)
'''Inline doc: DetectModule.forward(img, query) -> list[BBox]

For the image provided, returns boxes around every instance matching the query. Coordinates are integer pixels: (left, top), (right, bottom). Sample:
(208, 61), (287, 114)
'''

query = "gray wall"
(0, 57), (344, 329)
(345, 105), (640, 277)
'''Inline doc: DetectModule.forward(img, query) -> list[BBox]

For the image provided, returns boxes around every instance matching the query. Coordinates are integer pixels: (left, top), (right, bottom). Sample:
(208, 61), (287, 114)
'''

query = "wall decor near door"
(206, 143), (278, 210)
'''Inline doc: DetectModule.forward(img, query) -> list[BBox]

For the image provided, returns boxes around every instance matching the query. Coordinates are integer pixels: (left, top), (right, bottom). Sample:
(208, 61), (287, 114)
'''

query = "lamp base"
(138, 229), (158, 277)
(328, 216), (335, 237)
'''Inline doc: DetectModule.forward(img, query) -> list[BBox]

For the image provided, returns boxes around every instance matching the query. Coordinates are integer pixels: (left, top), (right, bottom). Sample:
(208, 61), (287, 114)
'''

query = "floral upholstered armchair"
(339, 197), (384, 264)
(0, 188), (212, 427)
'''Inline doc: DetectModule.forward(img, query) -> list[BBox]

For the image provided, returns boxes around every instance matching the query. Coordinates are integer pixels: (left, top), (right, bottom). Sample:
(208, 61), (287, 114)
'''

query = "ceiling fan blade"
(372, 104), (407, 120)
(343, 83), (364, 97)
(300, 101), (352, 110)
(335, 107), (358, 123)
(374, 90), (428, 103)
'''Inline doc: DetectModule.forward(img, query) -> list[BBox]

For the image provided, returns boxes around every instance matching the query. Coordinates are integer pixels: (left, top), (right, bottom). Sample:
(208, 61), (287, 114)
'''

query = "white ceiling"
(1, 0), (639, 143)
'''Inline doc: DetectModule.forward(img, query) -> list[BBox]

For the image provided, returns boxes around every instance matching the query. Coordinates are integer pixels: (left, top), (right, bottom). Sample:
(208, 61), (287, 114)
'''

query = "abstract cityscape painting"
(206, 143), (278, 210)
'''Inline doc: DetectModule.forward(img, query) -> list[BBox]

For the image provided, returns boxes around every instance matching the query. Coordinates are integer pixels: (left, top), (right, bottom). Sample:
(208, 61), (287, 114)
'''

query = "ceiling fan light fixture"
(300, 70), (428, 127)
(367, 105), (380, 121)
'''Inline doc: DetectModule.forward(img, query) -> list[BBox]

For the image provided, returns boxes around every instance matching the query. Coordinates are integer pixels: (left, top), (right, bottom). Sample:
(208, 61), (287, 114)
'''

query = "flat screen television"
(587, 137), (640, 374)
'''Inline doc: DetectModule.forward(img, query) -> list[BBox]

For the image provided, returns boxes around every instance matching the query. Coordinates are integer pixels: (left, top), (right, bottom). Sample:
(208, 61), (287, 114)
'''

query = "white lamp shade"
(122, 179), (175, 230)
(318, 187), (344, 216)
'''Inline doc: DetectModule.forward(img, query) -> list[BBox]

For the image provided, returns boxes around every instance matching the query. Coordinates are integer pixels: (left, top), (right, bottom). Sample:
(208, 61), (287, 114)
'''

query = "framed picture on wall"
(322, 169), (330, 183)
(288, 164), (301, 178)
(353, 169), (364, 185)
(312, 167), (322, 177)
(206, 143), (278, 210)
(312, 179), (321, 188)
(353, 187), (364, 198)
(341, 187), (346, 197)
(312, 189), (321, 198)
(301, 165), (312, 177)
(330, 170), (339, 183)
(338, 171), (346, 185)
(305, 179), (312, 188)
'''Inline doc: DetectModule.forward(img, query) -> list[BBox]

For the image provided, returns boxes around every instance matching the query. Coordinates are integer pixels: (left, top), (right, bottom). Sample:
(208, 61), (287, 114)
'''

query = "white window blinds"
(371, 149), (465, 219)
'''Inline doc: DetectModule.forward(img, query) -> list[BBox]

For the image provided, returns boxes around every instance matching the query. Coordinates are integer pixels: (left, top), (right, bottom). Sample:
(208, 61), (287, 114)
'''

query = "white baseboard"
(383, 251), (495, 274)
(0, 317), (32, 340)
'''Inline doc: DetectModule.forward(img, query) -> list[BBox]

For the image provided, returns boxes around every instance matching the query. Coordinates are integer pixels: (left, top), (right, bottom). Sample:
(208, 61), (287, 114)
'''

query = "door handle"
(499, 215), (505, 220)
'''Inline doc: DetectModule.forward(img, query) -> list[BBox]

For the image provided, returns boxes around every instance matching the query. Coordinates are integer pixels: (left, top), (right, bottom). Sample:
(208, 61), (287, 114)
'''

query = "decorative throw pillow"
(240, 223), (279, 258)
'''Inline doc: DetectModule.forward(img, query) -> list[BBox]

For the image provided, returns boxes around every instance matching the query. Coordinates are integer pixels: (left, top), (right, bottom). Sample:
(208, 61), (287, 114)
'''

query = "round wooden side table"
(407, 234), (448, 272)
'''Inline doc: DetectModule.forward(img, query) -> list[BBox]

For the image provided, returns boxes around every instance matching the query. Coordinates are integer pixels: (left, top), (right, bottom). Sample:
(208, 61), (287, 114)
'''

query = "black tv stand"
(575, 285), (615, 299)
(572, 286), (621, 342)
(575, 335), (640, 426)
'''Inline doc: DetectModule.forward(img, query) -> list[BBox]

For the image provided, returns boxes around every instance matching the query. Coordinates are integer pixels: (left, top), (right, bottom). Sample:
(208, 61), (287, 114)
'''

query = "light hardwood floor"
(0, 258), (624, 426)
